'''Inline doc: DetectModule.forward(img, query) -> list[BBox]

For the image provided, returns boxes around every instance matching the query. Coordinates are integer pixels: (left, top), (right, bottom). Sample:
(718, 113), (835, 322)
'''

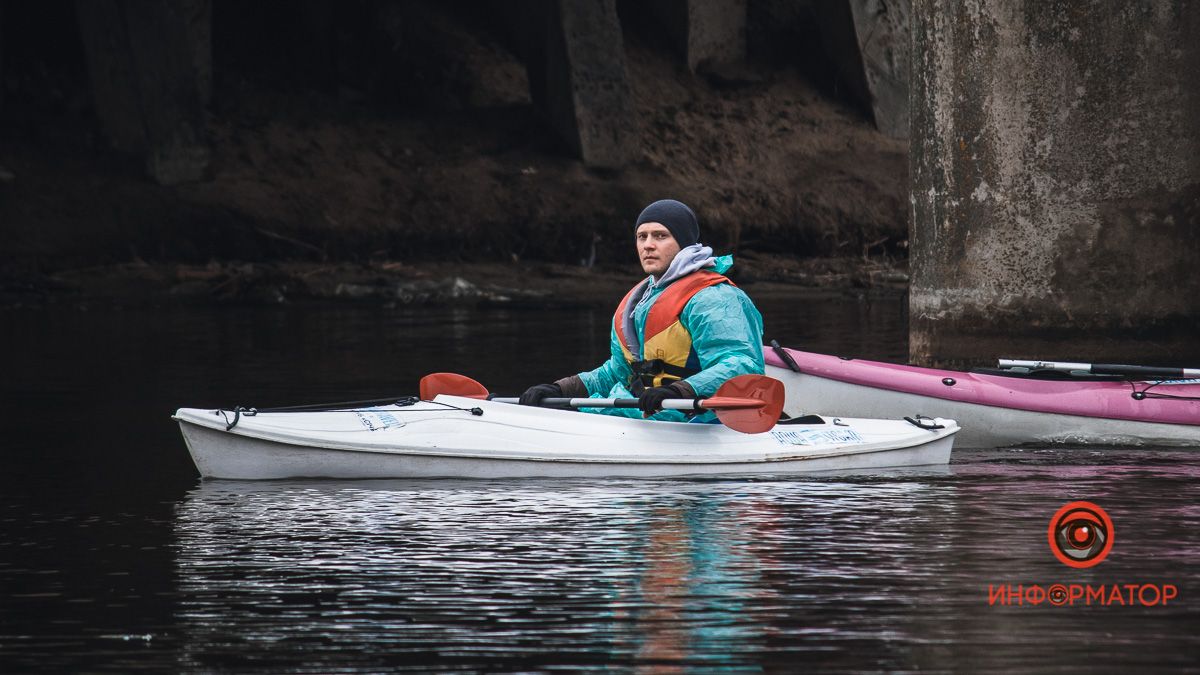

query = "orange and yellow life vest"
(613, 270), (733, 391)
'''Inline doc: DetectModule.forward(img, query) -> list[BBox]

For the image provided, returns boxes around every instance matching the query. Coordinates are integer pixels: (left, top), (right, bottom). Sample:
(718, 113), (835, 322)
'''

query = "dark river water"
(2, 290), (1197, 672)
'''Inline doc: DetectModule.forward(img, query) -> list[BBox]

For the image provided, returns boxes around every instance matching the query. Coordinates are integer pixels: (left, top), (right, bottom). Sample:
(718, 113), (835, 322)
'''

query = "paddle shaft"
(999, 359), (1200, 379)
(420, 372), (784, 433)
(489, 397), (763, 411)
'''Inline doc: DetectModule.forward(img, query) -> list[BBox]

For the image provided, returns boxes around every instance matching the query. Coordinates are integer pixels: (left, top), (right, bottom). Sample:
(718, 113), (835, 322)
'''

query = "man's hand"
(519, 383), (561, 406)
(637, 382), (689, 416)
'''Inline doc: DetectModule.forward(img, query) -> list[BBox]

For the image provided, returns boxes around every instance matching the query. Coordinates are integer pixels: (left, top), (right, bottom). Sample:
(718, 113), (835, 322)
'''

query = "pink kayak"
(765, 346), (1200, 448)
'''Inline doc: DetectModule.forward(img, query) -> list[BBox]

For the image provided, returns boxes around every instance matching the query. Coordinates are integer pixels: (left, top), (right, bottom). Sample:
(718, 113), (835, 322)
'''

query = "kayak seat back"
(777, 414), (827, 425)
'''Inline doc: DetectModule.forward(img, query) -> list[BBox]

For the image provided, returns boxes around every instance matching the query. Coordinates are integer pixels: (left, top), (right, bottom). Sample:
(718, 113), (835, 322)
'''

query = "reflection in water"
(172, 476), (956, 671)
(625, 501), (771, 674)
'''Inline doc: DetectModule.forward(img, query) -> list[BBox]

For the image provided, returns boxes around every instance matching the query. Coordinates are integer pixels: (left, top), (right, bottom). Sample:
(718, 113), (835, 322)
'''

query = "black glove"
(519, 383), (561, 406)
(638, 383), (686, 416)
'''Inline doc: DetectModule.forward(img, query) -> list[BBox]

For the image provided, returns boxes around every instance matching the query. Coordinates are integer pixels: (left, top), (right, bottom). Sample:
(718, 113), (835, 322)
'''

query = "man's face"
(636, 222), (682, 277)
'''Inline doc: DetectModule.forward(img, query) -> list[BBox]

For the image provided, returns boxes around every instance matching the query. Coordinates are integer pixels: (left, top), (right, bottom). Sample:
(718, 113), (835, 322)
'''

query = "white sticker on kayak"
(771, 428), (864, 446)
(1153, 379), (1200, 386)
(355, 409), (405, 431)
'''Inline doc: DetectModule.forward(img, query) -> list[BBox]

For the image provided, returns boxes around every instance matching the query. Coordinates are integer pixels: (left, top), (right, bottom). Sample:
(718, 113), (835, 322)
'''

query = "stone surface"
(76, 0), (211, 184)
(847, 0), (909, 139)
(488, 0), (634, 166)
(649, 0), (748, 71)
(909, 0), (1200, 366)
(810, 0), (909, 138)
(542, 0), (635, 168)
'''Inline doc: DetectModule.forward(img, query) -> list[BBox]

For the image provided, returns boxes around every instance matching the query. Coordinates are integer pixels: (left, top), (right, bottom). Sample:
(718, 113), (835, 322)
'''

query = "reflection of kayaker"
(634, 506), (692, 669)
(631, 501), (776, 671)
(520, 199), (765, 423)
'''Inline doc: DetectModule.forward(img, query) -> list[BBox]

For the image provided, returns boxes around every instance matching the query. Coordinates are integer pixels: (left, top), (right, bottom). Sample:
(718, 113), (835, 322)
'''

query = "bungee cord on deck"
(218, 397), (484, 431)
(1128, 380), (1200, 402)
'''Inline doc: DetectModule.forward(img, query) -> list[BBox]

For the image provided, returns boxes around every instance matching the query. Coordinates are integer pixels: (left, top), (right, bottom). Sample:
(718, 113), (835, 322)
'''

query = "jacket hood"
(619, 246), (735, 358)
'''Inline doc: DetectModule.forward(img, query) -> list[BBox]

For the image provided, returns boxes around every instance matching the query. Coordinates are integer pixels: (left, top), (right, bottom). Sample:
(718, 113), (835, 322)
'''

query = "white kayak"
(173, 396), (958, 479)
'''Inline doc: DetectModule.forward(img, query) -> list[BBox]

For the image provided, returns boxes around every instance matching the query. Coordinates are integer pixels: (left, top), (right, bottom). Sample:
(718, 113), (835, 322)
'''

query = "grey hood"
(619, 244), (716, 357)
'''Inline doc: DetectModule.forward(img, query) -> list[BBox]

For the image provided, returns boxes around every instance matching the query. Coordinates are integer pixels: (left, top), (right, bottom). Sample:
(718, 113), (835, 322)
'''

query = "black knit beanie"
(634, 199), (700, 247)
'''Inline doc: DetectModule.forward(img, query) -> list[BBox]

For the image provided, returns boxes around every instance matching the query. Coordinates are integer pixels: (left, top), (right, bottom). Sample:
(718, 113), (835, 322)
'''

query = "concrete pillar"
(76, 0), (211, 184)
(542, 0), (636, 168)
(847, 0), (909, 139)
(910, 1), (1200, 366)
(488, 1), (635, 166)
(810, 1), (909, 138)
(649, 0), (747, 71)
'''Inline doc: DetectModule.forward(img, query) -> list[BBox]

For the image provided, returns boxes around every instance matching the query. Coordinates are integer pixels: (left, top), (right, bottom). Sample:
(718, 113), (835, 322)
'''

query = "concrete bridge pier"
(500, 0), (636, 168)
(542, 0), (636, 168)
(647, 0), (747, 71)
(846, 0), (909, 139)
(75, 0), (211, 185)
(909, 1), (1200, 366)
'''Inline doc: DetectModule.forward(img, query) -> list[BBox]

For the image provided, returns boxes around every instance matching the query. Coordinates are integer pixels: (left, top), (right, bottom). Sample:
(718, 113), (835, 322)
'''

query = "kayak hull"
(174, 395), (957, 480)
(766, 348), (1200, 449)
(177, 421), (955, 479)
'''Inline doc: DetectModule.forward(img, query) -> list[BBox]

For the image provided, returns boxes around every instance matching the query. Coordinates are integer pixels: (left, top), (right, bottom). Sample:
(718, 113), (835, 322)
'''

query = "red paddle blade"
(711, 374), (784, 434)
(419, 372), (490, 400)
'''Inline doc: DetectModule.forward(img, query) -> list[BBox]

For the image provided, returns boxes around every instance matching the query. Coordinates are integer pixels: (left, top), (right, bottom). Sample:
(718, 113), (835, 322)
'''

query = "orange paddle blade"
(711, 374), (784, 434)
(420, 372), (490, 400)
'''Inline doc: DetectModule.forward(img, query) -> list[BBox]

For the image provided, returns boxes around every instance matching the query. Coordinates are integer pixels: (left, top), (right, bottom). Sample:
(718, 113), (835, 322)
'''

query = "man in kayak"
(519, 199), (765, 422)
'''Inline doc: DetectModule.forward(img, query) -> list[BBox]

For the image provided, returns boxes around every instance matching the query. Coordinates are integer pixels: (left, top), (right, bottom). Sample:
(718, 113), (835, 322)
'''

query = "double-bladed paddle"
(998, 359), (1200, 380)
(419, 372), (785, 434)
